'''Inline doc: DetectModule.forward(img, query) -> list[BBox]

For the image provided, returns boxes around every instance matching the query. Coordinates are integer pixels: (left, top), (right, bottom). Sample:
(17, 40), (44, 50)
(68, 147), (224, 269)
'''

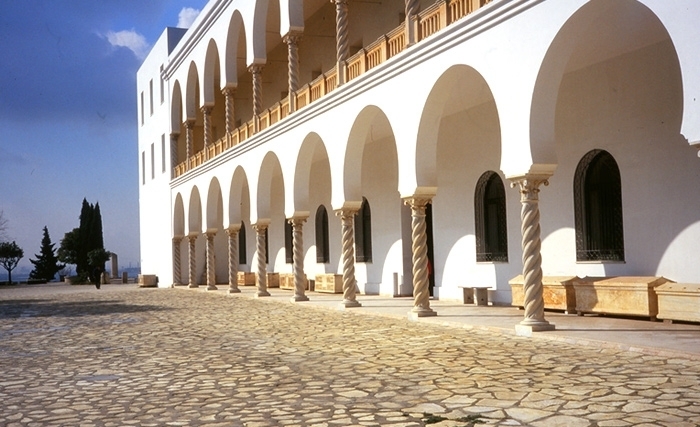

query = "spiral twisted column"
(405, 0), (420, 46)
(249, 64), (264, 132)
(221, 87), (236, 134)
(284, 33), (302, 113)
(290, 217), (309, 302)
(332, 0), (349, 85)
(205, 232), (218, 291)
(336, 208), (361, 308)
(253, 223), (270, 297)
(405, 197), (436, 317)
(226, 227), (241, 294)
(201, 106), (213, 160)
(172, 237), (182, 287)
(511, 175), (554, 334)
(187, 235), (198, 288)
(185, 120), (194, 170)
(170, 133), (179, 178)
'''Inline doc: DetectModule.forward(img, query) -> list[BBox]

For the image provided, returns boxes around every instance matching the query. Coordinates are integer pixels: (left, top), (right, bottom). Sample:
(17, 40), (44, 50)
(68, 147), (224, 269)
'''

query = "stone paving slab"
(1, 284), (700, 426)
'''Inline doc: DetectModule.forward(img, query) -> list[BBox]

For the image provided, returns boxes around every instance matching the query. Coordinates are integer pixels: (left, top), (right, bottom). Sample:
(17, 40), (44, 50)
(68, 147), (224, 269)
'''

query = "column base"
(227, 287), (241, 294)
(206, 285), (218, 291)
(291, 295), (309, 303)
(256, 291), (271, 297)
(515, 321), (556, 337)
(338, 299), (362, 309)
(188, 283), (199, 288)
(408, 307), (437, 320)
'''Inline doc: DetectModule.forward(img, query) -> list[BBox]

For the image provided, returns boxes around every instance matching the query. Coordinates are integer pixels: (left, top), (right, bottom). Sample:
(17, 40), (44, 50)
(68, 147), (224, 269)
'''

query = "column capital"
(288, 216), (308, 226)
(283, 31), (303, 45)
(509, 174), (550, 202)
(248, 64), (264, 74)
(226, 224), (241, 234)
(201, 105), (213, 114)
(184, 119), (195, 129)
(335, 207), (358, 221)
(252, 223), (269, 232)
(330, 0), (349, 5)
(221, 86), (236, 96)
(403, 196), (432, 210)
(173, 236), (183, 243)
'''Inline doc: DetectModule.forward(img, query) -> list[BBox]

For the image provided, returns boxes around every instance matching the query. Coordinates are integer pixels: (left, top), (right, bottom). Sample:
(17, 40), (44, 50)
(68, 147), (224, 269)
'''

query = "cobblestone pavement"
(2, 286), (700, 426)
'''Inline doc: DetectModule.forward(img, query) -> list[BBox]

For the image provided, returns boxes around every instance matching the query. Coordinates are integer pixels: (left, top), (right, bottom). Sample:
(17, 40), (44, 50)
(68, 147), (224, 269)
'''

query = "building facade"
(137, 0), (700, 328)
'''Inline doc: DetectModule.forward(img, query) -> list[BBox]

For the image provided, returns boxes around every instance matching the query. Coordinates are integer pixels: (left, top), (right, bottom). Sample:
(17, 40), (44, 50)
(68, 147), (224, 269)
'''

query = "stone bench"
(237, 272), (255, 286)
(138, 274), (158, 288)
(509, 275), (577, 314)
(572, 276), (671, 321)
(655, 283), (700, 324)
(279, 273), (309, 290)
(458, 285), (491, 306)
(315, 274), (343, 294)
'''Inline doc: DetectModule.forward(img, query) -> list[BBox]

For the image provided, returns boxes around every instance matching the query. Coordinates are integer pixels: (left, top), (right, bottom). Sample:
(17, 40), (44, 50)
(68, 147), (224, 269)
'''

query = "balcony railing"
(173, 0), (491, 178)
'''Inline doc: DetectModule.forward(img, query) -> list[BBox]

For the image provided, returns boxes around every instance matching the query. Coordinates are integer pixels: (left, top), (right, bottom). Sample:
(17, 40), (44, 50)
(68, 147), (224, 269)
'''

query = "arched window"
(239, 221), (247, 265)
(574, 149), (624, 262)
(474, 171), (508, 262)
(284, 220), (293, 264)
(315, 206), (330, 263)
(355, 197), (372, 263)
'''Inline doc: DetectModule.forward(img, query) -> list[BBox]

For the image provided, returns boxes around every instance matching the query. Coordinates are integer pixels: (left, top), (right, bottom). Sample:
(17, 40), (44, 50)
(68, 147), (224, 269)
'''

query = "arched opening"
(239, 221), (247, 265)
(355, 197), (372, 263)
(474, 171), (508, 263)
(284, 220), (293, 263)
(315, 205), (330, 263)
(574, 150), (624, 262)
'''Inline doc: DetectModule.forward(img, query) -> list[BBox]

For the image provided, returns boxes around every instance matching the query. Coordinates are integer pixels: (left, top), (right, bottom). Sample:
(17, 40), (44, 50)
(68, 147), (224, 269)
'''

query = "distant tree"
(29, 226), (65, 282)
(57, 228), (80, 267)
(58, 199), (107, 283)
(88, 248), (111, 289)
(0, 241), (24, 284)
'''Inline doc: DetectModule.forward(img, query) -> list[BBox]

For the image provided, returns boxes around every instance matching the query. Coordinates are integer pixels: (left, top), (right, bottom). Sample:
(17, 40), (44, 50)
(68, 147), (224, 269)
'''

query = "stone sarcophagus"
(572, 276), (671, 320)
(314, 274), (343, 293)
(655, 283), (700, 324)
(279, 273), (308, 290)
(509, 275), (578, 314)
(237, 272), (255, 286)
(266, 272), (280, 288)
(138, 274), (158, 288)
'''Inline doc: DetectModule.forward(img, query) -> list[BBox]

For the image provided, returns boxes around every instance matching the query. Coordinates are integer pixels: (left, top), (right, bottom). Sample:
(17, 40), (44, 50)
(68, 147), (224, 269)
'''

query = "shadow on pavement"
(0, 298), (171, 319)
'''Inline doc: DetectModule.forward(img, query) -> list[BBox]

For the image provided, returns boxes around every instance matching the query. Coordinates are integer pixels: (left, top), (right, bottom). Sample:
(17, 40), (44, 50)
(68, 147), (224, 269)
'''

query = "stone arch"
(256, 151), (285, 221)
(279, 0), (304, 35)
(415, 64), (500, 189)
(170, 80), (183, 134)
(530, 0), (681, 167)
(206, 177), (224, 232)
(202, 39), (221, 107)
(224, 10), (246, 86)
(229, 166), (250, 227)
(185, 61), (201, 119)
(250, 0), (281, 65)
(293, 132), (330, 216)
(344, 105), (399, 203)
(173, 193), (185, 238)
(188, 186), (203, 235)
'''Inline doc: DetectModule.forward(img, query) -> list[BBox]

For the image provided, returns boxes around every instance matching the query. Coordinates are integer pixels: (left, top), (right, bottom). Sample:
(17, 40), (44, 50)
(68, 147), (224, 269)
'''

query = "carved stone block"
(509, 275), (577, 313)
(656, 283), (700, 323)
(266, 272), (280, 288)
(279, 273), (309, 290)
(572, 276), (671, 320)
(314, 274), (343, 293)
(237, 272), (255, 286)
(138, 274), (158, 288)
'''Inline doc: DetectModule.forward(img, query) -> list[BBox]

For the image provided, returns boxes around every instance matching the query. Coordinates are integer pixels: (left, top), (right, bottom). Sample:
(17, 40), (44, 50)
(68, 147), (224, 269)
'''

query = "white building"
(137, 0), (700, 331)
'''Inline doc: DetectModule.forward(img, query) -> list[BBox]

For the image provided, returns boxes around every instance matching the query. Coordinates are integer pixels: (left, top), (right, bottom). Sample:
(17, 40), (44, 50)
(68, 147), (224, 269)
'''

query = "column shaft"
(333, 0), (349, 85)
(285, 33), (302, 113)
(185, 120), (194, 170)
(336, 209), (361, 307)
(511, 176), (554, 334)
(290, 218), (309, 302)
(202, 106), (213, 160)
(188, 235), (198, 288)
(170, 133), (179, 178)
(249, 65), (264, 132)
(253, 223), (270, 297)
(227, 227), (241, 293)
(222, 87), (236, 134)
(205, 232), (217, 291)
(405, 197), (436, 317)
(172, 237), (182, 287)
(405, 0), (419, 46)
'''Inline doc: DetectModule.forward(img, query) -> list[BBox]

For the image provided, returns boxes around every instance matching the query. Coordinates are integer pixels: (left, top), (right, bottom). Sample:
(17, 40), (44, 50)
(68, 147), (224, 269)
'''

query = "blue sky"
(0, 0), (207, 275)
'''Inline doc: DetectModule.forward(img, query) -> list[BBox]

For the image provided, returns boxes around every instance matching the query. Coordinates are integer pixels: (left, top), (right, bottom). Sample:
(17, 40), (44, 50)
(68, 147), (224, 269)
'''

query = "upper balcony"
(172, 0), (492, 179)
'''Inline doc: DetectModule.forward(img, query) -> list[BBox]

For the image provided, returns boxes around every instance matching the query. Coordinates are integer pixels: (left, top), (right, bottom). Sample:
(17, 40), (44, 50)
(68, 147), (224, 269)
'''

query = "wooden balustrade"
(172, 0), (490, 178)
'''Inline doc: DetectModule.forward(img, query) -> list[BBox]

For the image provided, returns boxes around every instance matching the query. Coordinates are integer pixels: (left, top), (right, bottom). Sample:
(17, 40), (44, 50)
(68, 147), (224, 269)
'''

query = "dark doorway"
(426, 203), (435, 296)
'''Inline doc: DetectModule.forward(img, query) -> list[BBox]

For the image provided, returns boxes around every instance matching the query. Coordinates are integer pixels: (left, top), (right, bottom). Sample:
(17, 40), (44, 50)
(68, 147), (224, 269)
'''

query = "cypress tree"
(29, 226), (65, 282)
(77, 198), (92, 276)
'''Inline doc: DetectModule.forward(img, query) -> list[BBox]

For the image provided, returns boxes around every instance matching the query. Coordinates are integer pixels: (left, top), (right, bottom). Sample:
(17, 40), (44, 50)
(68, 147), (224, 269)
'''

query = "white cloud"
(105, 29), (150, 60)
(177, 7), (200, 29)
